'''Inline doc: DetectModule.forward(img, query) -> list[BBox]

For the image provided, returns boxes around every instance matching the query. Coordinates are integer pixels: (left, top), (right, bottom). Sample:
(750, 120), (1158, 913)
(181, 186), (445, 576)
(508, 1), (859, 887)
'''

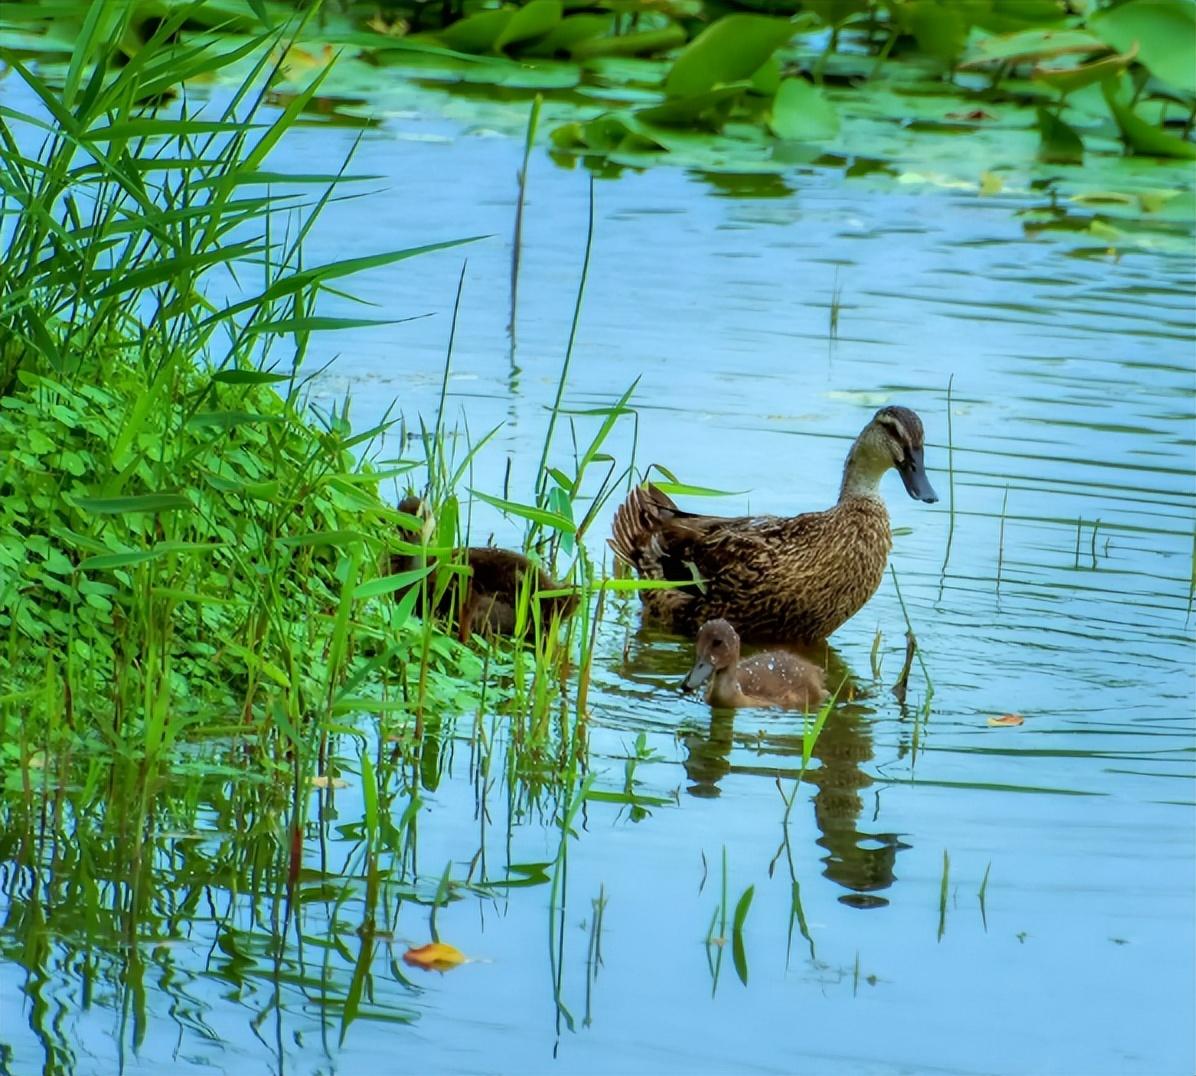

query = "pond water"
(2, 67), (1194, 1076)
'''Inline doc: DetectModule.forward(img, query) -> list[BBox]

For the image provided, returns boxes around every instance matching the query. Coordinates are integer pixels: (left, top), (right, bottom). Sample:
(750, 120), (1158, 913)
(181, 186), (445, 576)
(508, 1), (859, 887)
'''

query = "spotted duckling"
(683, 619), (827, 710)
(392, 496), (577, 640)
(609, 405), (937, 643)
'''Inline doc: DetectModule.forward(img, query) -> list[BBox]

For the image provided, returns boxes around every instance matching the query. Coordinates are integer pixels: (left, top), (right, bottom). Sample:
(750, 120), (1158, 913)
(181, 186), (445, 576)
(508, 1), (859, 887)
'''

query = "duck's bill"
(897, 448), (938, 503)
(682, 658), (714, 693)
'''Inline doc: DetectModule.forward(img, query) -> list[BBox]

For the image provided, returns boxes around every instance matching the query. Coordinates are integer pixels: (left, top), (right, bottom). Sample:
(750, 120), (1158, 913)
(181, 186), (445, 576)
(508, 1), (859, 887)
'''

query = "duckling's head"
(682, 619), (742, 693)
(842, 406), (938, 504)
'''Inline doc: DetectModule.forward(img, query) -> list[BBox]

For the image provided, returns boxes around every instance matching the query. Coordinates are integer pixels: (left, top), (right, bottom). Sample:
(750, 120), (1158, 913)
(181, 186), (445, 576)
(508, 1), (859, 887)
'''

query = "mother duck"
(608, 406), (937, 643)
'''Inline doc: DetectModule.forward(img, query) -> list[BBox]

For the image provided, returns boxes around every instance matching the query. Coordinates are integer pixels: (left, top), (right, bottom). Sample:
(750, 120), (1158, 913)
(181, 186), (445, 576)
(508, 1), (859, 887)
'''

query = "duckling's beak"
(896, 446), (938, 503)
(682, 657), (714, 694)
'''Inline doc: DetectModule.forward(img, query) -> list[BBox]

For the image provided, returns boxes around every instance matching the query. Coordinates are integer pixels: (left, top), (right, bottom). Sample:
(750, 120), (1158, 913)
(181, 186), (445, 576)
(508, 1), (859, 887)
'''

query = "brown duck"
(609, 406), (936, 643)
(392, 496), (577, 640)
(683, 619), (827, 710)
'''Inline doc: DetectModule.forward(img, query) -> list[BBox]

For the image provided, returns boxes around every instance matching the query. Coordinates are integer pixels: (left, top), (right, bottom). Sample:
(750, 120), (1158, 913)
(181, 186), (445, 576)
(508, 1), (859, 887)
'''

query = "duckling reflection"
(674, 638), (910, 902)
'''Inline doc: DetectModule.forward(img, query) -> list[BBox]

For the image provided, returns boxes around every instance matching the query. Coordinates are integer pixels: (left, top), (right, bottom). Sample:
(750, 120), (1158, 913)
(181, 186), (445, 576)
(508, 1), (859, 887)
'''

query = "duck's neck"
(707, 666), (747, 708)
(838, 441), (890, 503)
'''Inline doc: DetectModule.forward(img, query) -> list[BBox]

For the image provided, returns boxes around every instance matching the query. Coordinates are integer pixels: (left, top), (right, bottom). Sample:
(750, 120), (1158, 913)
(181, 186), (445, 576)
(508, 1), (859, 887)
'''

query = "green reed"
(534, 175), (596, 508)
(996, 483), (1010, 596)
(937, 373), (956, 600)
(704, 846), (730, 996)
(829, 266), (843, 340)
(510, 94), (543, 348)
(937, 848), (951, 941)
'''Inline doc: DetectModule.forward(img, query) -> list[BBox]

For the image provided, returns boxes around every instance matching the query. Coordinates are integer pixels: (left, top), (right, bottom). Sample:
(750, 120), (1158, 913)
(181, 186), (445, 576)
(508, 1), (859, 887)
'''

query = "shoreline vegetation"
(0, 6), (638, 843)
(0, 15), (661, 1043)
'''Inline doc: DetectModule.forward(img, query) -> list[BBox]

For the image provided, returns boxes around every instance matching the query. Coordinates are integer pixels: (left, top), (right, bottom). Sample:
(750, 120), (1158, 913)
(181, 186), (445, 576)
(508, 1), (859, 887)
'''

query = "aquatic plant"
(0, 5), (499, 788)
(4, 0), (1192, 190)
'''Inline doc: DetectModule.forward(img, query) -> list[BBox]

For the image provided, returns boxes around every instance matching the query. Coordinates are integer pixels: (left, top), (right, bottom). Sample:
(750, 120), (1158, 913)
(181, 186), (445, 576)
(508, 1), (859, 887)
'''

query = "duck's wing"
(612, 483), (785, 584)
(669, 509), (836, 595)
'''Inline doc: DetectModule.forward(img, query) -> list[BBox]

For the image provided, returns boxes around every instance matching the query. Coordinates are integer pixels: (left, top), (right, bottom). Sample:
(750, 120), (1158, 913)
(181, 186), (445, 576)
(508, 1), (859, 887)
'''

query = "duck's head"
(397, 494), (436, 543)
(844, 406), (938, 503)
(682, 619), (742, 693)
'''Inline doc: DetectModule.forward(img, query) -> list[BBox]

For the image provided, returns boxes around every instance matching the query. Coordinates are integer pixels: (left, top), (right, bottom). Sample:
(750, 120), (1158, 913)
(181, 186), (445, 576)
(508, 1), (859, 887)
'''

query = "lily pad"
(770, 77), (840, 142)
(665, 14), (802, 99)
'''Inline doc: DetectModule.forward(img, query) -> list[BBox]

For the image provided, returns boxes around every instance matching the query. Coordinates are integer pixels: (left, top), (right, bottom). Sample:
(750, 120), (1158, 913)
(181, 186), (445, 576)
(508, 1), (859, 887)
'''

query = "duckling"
(392, 496), (577, 640)
(609, 405), (937, 643)
(683, 619), (827, 710)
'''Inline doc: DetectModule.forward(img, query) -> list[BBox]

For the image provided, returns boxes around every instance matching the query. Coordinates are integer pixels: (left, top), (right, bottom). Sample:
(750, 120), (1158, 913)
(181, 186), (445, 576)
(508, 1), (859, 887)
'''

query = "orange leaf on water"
(987, 713), (1025, 727)
(403, 942), (467, 972)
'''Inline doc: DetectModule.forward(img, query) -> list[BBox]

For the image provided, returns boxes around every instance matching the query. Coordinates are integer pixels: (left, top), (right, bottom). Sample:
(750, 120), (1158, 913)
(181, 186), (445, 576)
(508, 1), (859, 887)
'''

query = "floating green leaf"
(770, 77), (840, 142)
(665, 15), (799, 99)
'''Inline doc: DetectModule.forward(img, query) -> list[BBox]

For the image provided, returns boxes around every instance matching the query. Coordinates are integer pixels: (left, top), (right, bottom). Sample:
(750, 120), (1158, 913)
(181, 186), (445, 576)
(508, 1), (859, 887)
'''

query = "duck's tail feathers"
(608, 483), (677, 576)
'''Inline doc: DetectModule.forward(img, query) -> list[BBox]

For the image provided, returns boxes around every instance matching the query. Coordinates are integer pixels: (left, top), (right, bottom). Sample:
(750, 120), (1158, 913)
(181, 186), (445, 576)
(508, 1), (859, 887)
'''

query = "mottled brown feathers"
(608, 407), (935, 644)
(392, 498), (576, 640)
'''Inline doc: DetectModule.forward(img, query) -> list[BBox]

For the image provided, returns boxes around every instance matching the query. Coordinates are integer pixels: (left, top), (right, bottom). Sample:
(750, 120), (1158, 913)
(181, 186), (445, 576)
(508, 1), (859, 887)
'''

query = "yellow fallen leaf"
(403, 942), (467, 971)
(979, 171), (1003, 196)
(987, 713), (1025, 727)
(309, 774), (349, 789)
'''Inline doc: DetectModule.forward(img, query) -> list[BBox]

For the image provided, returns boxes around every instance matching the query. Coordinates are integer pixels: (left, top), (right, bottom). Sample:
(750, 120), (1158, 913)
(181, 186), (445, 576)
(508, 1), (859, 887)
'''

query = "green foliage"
(1101, 73), (1196, 160)
(770, 76), (840, 141)
(3, 0), (1193, 181)
(0, 2), (488, 757)
(664, 14), (798, 98)
(1089, 0), (1196, 96)
(1035, 106), (1083, 164)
